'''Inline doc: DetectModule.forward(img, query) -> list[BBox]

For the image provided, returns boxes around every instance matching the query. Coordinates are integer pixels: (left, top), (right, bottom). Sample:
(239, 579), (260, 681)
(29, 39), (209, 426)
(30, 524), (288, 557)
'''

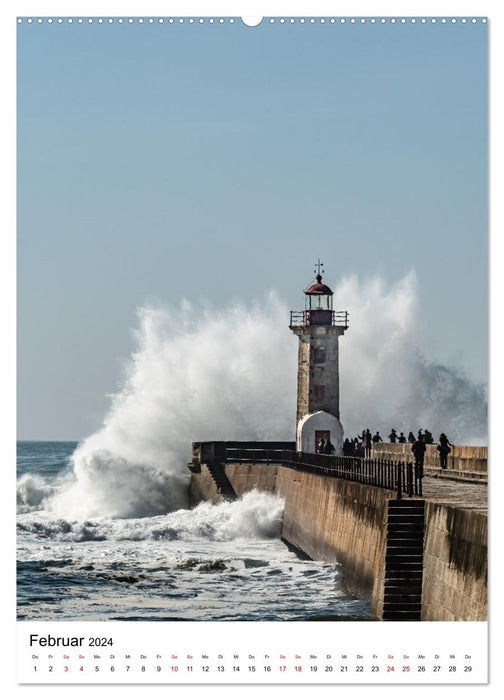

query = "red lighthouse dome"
(304, 274), (334, 297)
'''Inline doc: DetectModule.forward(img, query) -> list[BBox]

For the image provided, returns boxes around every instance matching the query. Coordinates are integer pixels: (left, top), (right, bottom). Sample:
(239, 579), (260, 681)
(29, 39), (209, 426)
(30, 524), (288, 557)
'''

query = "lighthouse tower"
(289, 262), (349, 454)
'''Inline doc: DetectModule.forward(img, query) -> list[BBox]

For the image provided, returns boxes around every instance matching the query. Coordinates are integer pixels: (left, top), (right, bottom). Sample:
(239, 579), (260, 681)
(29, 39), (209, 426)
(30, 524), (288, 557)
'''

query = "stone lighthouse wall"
(293, 325), (344, 425)
(296, 336), (311, 425)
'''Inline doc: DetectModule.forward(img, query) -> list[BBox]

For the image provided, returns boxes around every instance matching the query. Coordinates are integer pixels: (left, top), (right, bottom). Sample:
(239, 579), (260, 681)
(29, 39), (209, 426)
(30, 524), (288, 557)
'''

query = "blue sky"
(17, 17), (487, 440)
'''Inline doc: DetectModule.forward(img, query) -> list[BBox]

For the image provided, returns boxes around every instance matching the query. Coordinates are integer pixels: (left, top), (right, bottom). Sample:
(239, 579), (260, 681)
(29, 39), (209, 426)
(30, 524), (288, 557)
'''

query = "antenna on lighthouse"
(314, 259), (325, 280)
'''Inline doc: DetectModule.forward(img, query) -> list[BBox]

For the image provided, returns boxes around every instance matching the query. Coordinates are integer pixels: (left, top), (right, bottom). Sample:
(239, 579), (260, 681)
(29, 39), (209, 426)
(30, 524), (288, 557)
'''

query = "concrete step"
(384, 594), (422, 604)
(388, 503), (425, 513)
(388, 500), (425, 507)
(387, 542), (424, 549)
(387, 541), (423, 556)
(386, 561), (423, 578)
(383, 602), (422, 612)
(387, 523), (424, 532)
(382, 611), (422, 621)
(384, 581), (422, 598)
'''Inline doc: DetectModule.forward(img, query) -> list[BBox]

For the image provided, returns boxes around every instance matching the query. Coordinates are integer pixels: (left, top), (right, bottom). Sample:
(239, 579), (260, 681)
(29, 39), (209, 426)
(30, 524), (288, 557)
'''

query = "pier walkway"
(421, 476), (487, 513)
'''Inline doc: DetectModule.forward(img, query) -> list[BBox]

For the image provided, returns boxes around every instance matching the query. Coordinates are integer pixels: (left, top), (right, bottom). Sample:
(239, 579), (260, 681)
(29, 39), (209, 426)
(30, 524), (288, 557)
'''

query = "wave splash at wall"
(44, 273), (485, 519)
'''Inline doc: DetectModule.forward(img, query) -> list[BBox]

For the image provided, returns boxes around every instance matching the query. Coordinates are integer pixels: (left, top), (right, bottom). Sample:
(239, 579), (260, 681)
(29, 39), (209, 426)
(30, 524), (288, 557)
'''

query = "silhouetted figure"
(388, 428), (398, 443)
(412, 437), (426, 477)
(408, 432), (415, 443)
(353, 438), (363, 457)
(437, 433), (452, 469)
(372, 431), (383, 443)
(424, 429), (434, 444)
(417, 429), (424, 441)
(317, 438), (326, 454)
(324, 438), (335, 455)
(343, 438), (353, 456)
(360, 428), (372, 457)
(398, 432), (407, 443)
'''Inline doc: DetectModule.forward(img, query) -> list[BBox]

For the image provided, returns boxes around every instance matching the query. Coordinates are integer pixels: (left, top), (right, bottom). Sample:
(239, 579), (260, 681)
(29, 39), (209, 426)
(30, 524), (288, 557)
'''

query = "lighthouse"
(289, 262), (349, 454)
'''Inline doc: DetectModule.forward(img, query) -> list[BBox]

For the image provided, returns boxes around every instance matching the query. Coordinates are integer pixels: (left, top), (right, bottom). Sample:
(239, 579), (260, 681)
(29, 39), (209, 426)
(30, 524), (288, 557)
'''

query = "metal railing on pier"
(191, 441), (422, 499)
(281, 451), (422, 499)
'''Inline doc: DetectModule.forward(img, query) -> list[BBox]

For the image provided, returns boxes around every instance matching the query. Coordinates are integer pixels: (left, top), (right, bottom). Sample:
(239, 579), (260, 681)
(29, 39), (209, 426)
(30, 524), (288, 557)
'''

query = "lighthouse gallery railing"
(190, 441), (422, 499)
(289, 310), (349, 328)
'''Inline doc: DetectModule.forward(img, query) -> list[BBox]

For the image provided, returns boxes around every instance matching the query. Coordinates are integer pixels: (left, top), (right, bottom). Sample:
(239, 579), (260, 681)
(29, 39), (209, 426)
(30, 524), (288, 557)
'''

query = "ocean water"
(17, 442), (371, 622)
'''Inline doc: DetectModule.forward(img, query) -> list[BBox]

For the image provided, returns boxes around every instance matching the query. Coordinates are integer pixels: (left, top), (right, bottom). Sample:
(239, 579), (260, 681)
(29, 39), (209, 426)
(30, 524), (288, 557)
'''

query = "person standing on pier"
(361, 429), (372, 457)
(372, 431), (383, 443)
(424, 429), (434, 444)
(408, 431), (415, 443)
(398, 432), (407, 443)
(437, 433), (452, 470)
(324, 438), (335, 455)
(317, 437), (326, 454)
(343, 438), (353, 456)
(388, 428), (398, 443)
(412, 436), (426, 477)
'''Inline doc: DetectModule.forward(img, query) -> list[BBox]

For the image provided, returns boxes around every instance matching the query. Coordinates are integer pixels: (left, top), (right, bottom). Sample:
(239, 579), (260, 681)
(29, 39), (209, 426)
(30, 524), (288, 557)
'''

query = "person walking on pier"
(437, 433), (452, 470)
(398, 432), (407, 443)
(412, 436), (426, 477)
(388, 428), (398, 443)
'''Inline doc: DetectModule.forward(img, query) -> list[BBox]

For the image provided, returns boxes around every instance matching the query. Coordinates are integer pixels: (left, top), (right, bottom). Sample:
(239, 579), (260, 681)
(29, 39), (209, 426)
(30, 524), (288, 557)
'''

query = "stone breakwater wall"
(189, 463), (487, 621)
(224, 464), (278, 497)
(421, 502), (487, 621)
(371, 443), (487, 474)
(274, 467), (388, 609)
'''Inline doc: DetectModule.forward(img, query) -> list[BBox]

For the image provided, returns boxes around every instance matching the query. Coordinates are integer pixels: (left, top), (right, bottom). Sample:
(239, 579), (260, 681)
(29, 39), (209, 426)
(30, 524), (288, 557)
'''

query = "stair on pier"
(207, 464), (237, 501)
(382, 499), (425, 621)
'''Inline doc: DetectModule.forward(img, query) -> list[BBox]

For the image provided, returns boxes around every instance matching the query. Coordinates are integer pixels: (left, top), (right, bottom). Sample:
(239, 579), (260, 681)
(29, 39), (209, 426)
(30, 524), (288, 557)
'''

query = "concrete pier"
(188, 442), (487, 622)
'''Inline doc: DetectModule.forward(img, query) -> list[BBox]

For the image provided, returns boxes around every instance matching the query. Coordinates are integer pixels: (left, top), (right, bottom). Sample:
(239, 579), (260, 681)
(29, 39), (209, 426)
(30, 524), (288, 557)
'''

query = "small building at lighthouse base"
(296, 410), (344, 455)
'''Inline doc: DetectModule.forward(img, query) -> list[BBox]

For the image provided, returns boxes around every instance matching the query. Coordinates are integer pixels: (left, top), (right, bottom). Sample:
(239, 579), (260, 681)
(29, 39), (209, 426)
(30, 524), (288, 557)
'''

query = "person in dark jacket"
(343, 438), (353, 456)
(360, 429), (372, 457)
(317, 437), (326, 454)
(437, 433), (452, 469)
(324, 438), (335, 455)
(408, 431), (415, 443)
(398, 432), (407, 443)
(424, 429), (434, 444)
(372, 431), (383, 443)
(353, 437), (363, 457)
(412, 437), (426, 477)
(388, 428), (398, 443)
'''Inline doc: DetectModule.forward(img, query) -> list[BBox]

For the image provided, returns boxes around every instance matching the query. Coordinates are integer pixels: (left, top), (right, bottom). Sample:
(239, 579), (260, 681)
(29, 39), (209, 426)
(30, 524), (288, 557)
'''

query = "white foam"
(16, 473), (56, 512)
(40, 275), (485, 520)
(17, 490), (284, 543)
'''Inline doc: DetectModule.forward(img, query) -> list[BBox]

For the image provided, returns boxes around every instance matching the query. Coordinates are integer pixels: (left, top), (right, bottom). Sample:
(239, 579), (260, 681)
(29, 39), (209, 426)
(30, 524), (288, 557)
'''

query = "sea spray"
(17, 490), (284, 543)
(35, 273), (486, 520)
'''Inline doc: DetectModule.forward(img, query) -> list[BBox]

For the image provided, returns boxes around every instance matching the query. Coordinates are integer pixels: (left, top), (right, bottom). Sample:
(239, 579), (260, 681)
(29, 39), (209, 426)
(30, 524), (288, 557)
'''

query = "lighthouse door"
(315, 430), (330, 453)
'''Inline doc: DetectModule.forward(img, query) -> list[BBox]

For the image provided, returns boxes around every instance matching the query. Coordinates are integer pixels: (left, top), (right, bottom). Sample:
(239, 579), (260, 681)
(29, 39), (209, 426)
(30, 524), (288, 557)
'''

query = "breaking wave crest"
(22, 273), (486, 520)
(17, 490), (284, 543)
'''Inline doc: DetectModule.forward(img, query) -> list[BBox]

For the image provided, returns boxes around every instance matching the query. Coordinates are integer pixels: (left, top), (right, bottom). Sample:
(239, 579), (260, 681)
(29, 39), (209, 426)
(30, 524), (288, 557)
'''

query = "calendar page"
(14, 0), (491, 690)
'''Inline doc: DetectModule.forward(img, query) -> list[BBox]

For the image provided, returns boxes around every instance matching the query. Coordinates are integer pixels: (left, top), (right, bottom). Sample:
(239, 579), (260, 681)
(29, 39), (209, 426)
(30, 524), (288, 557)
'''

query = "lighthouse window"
(314, 385), (325, 402)
(313, 348), (326, 364)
